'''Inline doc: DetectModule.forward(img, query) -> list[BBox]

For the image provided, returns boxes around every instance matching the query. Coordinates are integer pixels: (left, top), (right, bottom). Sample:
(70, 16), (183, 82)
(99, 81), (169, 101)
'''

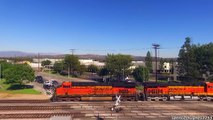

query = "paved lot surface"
(34, 72), (95, 96)
(1, 101), (212, 120)
(36, 72), (94, 84)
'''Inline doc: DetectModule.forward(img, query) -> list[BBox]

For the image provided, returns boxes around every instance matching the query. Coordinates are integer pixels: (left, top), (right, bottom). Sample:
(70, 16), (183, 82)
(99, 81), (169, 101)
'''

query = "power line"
(70, 49), (76, 55)
(75, 47), (179, 52)
(77, 48), (152, 52)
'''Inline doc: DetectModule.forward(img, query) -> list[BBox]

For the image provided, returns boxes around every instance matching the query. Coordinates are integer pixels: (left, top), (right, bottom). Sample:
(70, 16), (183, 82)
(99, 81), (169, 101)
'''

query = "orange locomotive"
(51, 81), (138, 101)
(52, 81), (213, 101)
(143, 82), (213, 101)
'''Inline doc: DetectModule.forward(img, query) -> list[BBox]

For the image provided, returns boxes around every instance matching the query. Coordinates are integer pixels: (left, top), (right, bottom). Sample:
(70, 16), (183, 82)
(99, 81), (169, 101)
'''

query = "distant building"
(79, 59), (105, 67)
(29, 63), (42, 68)
(33, 58), (105, 68)
(162, 62), (171, 73)
(130, 61), (145, 69)
(33, 58), (63, 64)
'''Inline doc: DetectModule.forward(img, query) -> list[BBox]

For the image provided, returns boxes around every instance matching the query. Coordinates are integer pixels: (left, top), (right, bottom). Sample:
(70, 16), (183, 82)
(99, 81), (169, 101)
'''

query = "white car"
(44, 81), (52, 86)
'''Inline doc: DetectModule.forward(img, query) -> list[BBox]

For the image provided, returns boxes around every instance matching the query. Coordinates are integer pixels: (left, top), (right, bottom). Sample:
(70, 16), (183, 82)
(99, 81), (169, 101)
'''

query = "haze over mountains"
(0, 51), (176, 61)
(0, 51), (62, 57)
(0, 51), (36, 57)
(0, 51), (147, 61)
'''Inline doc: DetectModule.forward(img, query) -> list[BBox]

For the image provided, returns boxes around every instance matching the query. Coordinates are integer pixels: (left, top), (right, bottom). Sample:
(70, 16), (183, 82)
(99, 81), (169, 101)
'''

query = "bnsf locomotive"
(143, 82), (213, 101)
(51, 82), (137, 101)
(51, 81), (213, 101)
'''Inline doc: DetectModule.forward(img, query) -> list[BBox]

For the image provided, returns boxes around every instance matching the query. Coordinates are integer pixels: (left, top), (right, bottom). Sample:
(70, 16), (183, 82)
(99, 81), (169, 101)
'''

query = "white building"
(79, 59), (105, 67)
(33, 58), (63, 64)
(33, 58), (105, 68)
(29, 63), (42, 68)
(130, 61), (145, 69)
(163, 62), (171, 73)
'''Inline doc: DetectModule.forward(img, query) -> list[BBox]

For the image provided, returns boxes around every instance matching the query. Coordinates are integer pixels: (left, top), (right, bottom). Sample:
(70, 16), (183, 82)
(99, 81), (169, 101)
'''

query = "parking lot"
(36, 72), (94, 84)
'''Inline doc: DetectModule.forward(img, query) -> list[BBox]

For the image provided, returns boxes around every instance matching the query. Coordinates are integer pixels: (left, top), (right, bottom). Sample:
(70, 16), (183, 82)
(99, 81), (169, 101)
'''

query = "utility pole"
(122, 68), (125, 81)
(68, 49), (76, 78)
(38, 53), (40, 72)
(70, 49), (76, 55)
(152, 44), (160, 82)
(0, 64), (1, 81)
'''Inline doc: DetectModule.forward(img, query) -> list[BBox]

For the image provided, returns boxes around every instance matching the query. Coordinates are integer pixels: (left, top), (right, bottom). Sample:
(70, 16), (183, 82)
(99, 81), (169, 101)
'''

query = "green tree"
(193, 43), (213, 80)
(53, 61), (64, 73)
(145, 51), (152, 72)
(3, 64), (35, 84)
(98, 67), (109, 78)
(87, 64), (99, 73)
(178, 38), (213, 81)
(169, 59), (175, 74)
(64, 55), (81, 76)
(159, 58), (164, 70)
(178, 37), (200, 80)
(41, 60), (51, 67)
(78, 65), (87, 76)
(13, 57), (33, 63)
(0, 61), (13, 78)
(132, 66), (149, 82)
(105, 54), (132, 81)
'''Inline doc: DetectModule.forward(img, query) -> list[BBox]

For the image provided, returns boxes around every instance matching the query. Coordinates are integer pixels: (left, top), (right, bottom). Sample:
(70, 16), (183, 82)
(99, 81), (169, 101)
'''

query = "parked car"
(43, 80), (59, 89)
(43, 84), (53, 90)
(43, 80), (52, 90)
(35, 76), (44, 83)
(43, 80), (51, 86)
(51, 80), (59, 87)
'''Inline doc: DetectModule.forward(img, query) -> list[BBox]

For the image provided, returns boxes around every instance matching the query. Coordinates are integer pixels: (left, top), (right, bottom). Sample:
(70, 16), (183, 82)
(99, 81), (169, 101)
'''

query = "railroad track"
(0, 103), (86, 119)
(0, 100), (50, 103)
(0, 113), (85, 119)
(0, 105), (71, 110)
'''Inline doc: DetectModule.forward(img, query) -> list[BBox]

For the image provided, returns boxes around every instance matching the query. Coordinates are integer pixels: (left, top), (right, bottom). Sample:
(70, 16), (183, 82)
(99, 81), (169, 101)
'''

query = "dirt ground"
(0, 93), (49, 100)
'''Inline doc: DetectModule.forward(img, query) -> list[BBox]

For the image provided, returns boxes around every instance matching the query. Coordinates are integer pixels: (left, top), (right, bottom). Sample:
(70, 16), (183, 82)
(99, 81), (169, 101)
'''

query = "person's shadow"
(95, 114), (104, 120)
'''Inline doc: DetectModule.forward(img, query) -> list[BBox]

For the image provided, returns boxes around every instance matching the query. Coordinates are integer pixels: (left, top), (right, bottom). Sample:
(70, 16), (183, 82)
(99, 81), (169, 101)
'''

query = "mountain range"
(0, 51), (176, 61)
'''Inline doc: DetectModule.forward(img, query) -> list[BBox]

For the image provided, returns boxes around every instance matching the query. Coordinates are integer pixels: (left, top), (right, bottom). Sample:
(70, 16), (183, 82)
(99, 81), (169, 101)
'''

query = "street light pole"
(68, 67), (70, 78)
(0, 64), (1, 81)
(122, 68), (124, 81)
(38, 53), (40, 72)
(69, 49), (76, 78)
(49, 66), (50, 80)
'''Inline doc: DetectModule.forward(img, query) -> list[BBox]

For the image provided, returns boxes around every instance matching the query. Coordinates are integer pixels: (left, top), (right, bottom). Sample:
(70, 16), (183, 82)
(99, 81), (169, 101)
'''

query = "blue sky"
(0, 0), (213, 57)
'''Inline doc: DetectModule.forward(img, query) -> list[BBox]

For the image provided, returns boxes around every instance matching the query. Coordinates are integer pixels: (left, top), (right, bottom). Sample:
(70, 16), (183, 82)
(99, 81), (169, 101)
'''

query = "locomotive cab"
(206, 82), (213, 94)
(62, 82), (72, 88)
(55, 82), (72, 96)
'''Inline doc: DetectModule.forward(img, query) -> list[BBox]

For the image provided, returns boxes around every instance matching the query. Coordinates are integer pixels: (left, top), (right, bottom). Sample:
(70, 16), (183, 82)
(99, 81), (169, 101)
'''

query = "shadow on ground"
(7, 84), (33, 90)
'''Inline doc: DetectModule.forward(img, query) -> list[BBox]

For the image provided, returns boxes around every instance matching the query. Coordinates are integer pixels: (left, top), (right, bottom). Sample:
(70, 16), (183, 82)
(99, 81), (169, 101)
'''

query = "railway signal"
(111, 95), (122, 113)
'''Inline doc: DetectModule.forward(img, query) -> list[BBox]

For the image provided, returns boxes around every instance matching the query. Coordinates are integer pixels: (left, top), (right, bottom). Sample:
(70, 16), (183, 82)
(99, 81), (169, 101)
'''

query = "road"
(33, 72), (96, 96)
(0, 101), (212, 120)
(36, 72), (95, 84)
